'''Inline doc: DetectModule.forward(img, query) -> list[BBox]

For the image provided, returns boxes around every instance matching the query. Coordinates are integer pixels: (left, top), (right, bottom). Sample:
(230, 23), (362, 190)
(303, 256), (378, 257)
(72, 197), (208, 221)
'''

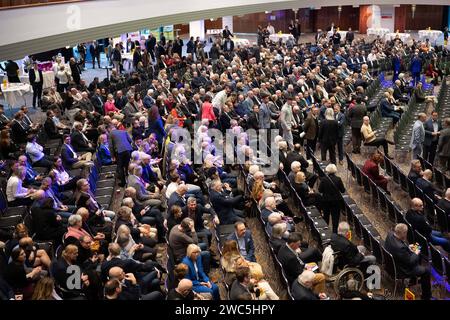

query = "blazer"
(318, 119), (338, 145)
(330, 233), (364, 266)
(60, 144), (79, 168)
(209, 189), (242, 225)
(258, 102), (271, 129)
(405, 209), (432, 240)
(181, 255), (209, 286)
(384, 232), (420, 277)
(127, 175), (152, 203)
(335, 111), (345, 138)
(318, 174), (345, 202)
(269, 237), (286, 254)
(229, 280), (252, 300)
(97, 144), (113, 166)
(247, 112), (260, 130)
(31, 206), (65, 241)
(109, 129), (133, 154)
(44, 118), (60, 139)
(423, 118), (442, 146)
(410, 120), (425, 148)
(303, 113), (318, 141)
(182, 204), (213, 232)
(291, 280), (319, 300)
(70, 131), (91, 152)
(437, 128), (450, 158)
(168, 192), (186, 210)
(416, 177), (441, 202)
(227, 231), (256, 262)
(29, 69), (43, 85)
(277, 244), (304, 284)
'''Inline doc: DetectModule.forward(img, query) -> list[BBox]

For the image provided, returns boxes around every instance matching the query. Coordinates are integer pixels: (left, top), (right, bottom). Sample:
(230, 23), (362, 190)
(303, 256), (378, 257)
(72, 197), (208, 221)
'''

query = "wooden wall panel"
(359, 5), (371, 34)
(205, 18), (223, 30)
(395, 5), (444, 32)
(233, 10), (295, 33)
(312, 6), (360, 32)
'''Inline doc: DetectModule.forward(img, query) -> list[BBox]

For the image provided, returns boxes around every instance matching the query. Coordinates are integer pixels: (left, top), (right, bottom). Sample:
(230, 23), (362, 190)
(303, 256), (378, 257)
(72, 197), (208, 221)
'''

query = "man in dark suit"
(303, 107), (319, 159)
(318, 108), (338, 164)
(227, 222), (256, 262)
(334, 104), (346, 164)
(405, 198), (450, 252)
(277, 232), (306, 284)
(292, 270), (327, 300)
(89, 41), (101, 69)
(392, 80), (409, 104)
(286, 144), (317, 187)
(167, 184), (187, 210)
(109, 124), (133, 187)
(61, 134), (94, 169)
(331, 222), (376, 269)
(71, 122), (95, 153)
(115, 91), (128, 110)
(416, 169), (442, 203)
(423, 111), (442, 165)
(229, 266), (253, 300)
(384, 223), (432, 300)
(44, 110), (62, 139)
(0, 105), (11, 130)
(347, 96), (367, 154)
(222, 26), (233, 39)
(246, 105), (260, 130)
(209, 180), (245, 225)
(145, 34), (157, 61)
(437, 188), (450, 218)
(133, 47), (142, 71)
(29, 63), (43, 109)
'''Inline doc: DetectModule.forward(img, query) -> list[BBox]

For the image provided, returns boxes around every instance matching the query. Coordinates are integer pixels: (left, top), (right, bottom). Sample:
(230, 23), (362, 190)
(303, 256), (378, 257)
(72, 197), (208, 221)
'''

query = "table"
(1, 83), (33, 109)
(327, 31), (348, 42)
(269, 33), (294, 43)
(121, 52), (133, 70)
(233, 38), (250, 47)
(418, 30), (443, 43)
(1, 70), (55, 89)
(367, 28), (390, 37)
(385, 33), (411, 43)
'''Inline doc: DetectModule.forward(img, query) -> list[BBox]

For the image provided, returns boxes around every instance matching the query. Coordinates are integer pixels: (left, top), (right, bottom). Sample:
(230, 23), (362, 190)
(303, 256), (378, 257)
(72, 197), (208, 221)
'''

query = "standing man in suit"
(279, 96), (295, 150)
(384, 223), (432, 300)
(227, 222), (256, 262)
(410, 113), (426, 160)
(222, 26), (233, 39)
(90, 40), (101, 69)
(0, 60), (20, 83)
(345, 27), (354, 45)
(334, 104), (345, 165)
(423, 111), (442, 165)
(438, 118), (450, 172)
(109, 123), (133, 187)
(304, 106), (319, 159)
(318, 108), (338, 164)
(410, 52), (422, 86)
(29, 63), (43, 109)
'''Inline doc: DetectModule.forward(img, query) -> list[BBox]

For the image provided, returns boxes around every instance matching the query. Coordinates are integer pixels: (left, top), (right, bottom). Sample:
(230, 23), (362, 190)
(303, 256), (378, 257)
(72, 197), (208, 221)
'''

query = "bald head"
(177, 279), (193, 297)
(411, 198), (424, 211)
(109, 267), (124, 279)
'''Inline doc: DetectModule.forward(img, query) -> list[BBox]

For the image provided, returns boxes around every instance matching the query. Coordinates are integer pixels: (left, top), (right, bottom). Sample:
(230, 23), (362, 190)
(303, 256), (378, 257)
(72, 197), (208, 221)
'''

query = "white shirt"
(64, 143), (78, 159)
(267, 25), (275, 35)
(52, 168), (71, 185)
(34, 69), (41, 83)
(6, 176), (28, 202)
(25, 142), (44, 163)
(211, 90), (228, 113)
(166, 182), (178, 199)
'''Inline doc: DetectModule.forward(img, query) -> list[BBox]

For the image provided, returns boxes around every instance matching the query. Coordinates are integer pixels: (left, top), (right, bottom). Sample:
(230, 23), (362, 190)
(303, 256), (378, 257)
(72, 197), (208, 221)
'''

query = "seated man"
(331, 222), (376, 269)
(25, 134), (53, 169)
(182, 197), (218, 246)
(405, 198), (449, 252)
(384, 223), (432, 300)
(360, 116), (393, 158)
(408, 159), (423, 183)
(437, 188), (450, 218)
(362, 152), (390, 192)
(209, 179), (245, 225)
(127, 165), (162, 208)
(18, 155), (44, 187)
(277, 232), (325, 285)
(269, 223), (288, 254)
(70, 121), (96, 153)
(266, 212), (294, 237)
(380, 92), (401, 124)
(61, 134), (94, 170)
(229, 266), (254, 300)
(227, 222), (256, 262)
(416, 169), (443, 203)
(292, 270), (328, 301)
(167, 279), (195, 300)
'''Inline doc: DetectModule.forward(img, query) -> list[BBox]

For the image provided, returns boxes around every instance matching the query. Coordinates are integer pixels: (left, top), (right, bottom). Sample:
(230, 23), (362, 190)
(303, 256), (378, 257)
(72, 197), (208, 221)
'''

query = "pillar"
(222, 16), (233, 33)
(189, 20), (205, 41)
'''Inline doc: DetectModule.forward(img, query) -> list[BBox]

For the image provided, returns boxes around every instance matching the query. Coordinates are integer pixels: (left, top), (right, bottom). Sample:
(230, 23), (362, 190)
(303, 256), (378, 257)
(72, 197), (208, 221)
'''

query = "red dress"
(201, 102), (216, 121)
(362, 159), (388, 191)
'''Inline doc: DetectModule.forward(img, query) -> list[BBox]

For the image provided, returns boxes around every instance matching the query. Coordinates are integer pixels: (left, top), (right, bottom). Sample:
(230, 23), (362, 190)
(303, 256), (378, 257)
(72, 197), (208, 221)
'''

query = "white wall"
(380, 5), (395, 32)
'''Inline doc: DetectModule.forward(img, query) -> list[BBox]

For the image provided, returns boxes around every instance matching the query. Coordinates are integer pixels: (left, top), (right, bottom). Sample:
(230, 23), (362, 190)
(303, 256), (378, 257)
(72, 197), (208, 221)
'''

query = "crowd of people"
(0, 20), (449, 301)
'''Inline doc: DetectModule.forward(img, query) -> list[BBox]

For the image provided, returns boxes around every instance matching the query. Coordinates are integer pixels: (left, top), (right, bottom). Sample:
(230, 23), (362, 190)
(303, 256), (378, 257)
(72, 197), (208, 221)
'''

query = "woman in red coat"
(201, 94), (216, 126)
(362, 152), (389, 192)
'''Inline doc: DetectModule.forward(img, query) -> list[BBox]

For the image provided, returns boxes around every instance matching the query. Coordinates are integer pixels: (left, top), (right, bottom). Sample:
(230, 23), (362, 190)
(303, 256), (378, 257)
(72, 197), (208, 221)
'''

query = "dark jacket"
(423, 118), (442, 147)
(71, 130), (92, 152)
(291, 280), (319, 300)
(61, 144), (79, 168)
(229, 280), (252, 300)
(318, 174), (345, 202)
(44, 117), (60, 139)
(330, 233), (364, 266)
(405, 209), (432, 240)
(384, 231), (420, 277)
(227, 231), (256, 262)
(318, 119), (338, 145)
(347, 104), (367, 129)
(209, 189), (242, 225)
(31, 206), (66, 241)
(277, 244), (304, 284)
(29, 69), (43, 85)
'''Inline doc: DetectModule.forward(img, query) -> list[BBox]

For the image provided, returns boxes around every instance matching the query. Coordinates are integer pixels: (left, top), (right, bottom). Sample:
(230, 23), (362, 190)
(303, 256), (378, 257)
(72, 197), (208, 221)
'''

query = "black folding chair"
(435, 206), (449, 233)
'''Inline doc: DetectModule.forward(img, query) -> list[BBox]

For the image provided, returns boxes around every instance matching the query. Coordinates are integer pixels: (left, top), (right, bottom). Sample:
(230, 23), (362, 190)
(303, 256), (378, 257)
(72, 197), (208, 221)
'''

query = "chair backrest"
(361, 224), (373, 252)
(392, 165), (400, 184)
(399, 171), (408, 193)
(429, 243), (445, 276)
(384, 156), (393, 176)
(370, 235), (383, 264)
(355, 167), (363, 186)
(435, 205), (449, 233)
(377, 187), (387, 212)
(407, 178), (416, 198)
(381, 246), (397, 280)
(386, 200), (397, 223)
(361, 173), (371, 194)
(433, 168), (445, 189)
(414, 230), (430, 263)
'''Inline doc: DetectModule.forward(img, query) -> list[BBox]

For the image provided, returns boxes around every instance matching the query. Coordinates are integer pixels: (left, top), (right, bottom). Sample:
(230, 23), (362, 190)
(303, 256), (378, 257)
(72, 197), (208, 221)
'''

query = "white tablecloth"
(367, 28), (390, 37)
(269, 34), (294, 43)
(1, 83), (33, 107)
(385, 33), (411, 43)
(418, 30), (443, 42)
(233, 38), (250, 47)
(327, 31), (348, 41)
(42, 71), (55, 89)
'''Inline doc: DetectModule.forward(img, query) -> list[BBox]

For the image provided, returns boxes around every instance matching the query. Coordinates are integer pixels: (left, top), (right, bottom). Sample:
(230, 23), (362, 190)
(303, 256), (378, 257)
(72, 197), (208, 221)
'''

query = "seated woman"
(18, 236), (52, 272)
(96, 134), (114, 166)
(51, 156), (82, 192)
(425, 57), (443, 85)
(0, 129), (21, 160)
(182, 244), (220, 300)
(249, 263), (279, 300)
(4, 247), (44, 300)
(104, 94), (124, 121)
(292, 171), (321, 208)
(6, 166), (39, 207)
(360, 116), (393, 159)
(115, 224), (157, 263)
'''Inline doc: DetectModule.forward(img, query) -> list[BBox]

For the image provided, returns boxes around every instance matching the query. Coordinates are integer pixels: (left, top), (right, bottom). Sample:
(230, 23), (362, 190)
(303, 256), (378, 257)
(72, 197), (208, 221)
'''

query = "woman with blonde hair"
(249, 263), (279, 300)
(221, 240), (252, 286)
(250, 179), (265, 202)
(31, 277), (62, 300)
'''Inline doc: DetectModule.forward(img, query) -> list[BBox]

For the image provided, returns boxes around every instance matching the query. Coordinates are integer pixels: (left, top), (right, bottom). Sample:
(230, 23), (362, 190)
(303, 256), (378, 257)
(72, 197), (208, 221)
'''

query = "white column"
(189, 20), (205, 41)
(368, 5), (382, 29)
(222, 16), (233, 34)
